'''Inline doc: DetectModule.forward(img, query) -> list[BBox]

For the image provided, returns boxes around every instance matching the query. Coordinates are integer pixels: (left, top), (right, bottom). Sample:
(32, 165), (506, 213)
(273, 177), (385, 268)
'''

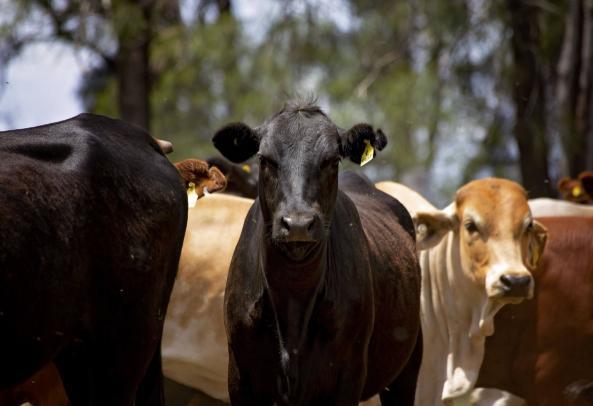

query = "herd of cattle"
(0, 102), (592, 406)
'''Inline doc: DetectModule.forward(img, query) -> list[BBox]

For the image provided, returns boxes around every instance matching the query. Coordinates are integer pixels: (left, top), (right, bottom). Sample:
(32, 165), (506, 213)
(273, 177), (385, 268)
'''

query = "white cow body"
(162, 193), (252, 402)
(376, 181), (545, 406)
(528, 197), (593, 217)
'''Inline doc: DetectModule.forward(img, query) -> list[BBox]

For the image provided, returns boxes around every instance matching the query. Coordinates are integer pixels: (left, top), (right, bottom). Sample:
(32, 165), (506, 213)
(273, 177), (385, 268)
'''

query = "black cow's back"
(0, 114), (187, 404)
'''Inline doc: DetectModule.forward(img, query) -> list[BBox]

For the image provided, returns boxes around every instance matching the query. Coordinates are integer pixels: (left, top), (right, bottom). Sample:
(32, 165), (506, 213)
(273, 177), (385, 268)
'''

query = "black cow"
(206, 156), (259, 198)
(214, 101), (422, 405)
(0, 114), (207, 405)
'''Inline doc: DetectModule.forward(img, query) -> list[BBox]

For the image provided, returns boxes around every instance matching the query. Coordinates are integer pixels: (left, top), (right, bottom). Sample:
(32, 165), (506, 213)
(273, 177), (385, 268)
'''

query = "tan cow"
(161, 193), (252, 402)
(376, 178), (547, 405)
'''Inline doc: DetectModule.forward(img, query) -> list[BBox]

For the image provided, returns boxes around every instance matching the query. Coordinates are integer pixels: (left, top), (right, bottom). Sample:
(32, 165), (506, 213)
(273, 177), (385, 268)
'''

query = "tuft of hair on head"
(279, 94), (325, 118)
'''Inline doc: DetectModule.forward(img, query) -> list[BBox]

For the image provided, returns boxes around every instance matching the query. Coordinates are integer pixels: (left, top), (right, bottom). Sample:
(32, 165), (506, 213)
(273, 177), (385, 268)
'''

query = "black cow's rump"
(215, 101), (422, 405)
(0, 114), (188, 405)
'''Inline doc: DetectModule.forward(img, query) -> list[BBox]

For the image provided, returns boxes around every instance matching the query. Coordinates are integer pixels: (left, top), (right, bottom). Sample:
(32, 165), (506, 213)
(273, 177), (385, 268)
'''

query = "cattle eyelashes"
(212, 119), (388, 164)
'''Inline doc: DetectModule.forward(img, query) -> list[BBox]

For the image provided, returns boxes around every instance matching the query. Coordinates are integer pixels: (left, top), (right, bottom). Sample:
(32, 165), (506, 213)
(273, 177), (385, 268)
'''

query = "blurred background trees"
(1, 0), (591, 205)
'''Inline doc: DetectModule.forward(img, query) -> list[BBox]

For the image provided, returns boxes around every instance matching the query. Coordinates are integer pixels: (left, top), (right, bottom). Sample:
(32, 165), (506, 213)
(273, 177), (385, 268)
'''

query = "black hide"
(215, 102), (422, 405)
(0, 114), (188, 405)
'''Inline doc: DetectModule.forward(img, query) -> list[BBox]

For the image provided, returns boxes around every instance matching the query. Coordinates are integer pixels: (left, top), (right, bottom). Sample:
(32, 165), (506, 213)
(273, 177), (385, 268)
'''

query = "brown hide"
(477, 216), (593, 405)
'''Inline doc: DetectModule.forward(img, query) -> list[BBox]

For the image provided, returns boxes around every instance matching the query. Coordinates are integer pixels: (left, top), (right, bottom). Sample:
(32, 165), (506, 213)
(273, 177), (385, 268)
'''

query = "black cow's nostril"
(281, 216), (293, 231)
(306, 216), (315, 233)
(279, 214), (317, 242)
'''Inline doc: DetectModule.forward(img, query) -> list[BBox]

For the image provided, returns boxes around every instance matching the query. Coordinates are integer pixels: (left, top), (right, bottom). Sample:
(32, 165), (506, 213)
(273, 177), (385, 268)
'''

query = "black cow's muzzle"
(278, 213), (319, 242)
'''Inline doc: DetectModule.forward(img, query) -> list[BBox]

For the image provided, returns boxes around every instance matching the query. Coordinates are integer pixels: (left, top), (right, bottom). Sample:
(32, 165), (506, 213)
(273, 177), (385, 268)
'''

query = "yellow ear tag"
(360, 140), (375, 167)
(572, 186), (582, 197)
(187, 182), (198, 208)
(242, 164), (251, 173)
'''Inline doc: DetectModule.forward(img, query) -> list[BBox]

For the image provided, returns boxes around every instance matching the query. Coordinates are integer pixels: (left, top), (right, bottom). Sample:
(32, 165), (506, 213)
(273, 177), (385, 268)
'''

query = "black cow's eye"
(464, 221), (478, 234)
(321, 157), (341, 169)
(259, 155), (278, 170)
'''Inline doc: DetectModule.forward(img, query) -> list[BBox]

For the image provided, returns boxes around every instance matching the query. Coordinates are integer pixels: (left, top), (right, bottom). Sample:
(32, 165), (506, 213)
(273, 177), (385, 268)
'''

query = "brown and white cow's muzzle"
(485, 264), (534, 303)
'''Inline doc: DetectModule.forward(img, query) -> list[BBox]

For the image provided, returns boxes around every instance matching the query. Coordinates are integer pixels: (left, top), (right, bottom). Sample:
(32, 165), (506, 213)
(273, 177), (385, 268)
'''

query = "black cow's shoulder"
(338, 171), (415, 240)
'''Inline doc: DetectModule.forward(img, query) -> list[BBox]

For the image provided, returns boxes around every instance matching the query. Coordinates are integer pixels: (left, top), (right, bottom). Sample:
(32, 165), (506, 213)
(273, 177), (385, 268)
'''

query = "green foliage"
(2, 0), (577, 203)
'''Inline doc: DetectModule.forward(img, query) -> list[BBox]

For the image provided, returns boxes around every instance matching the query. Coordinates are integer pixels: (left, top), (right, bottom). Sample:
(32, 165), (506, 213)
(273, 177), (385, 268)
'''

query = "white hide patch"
(470, 388), (527, 406)
(443, 364), (476, 400)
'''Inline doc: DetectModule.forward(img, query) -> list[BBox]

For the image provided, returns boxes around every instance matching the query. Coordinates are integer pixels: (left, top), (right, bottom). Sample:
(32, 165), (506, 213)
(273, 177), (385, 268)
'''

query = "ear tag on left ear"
(572, 186), (582, 197)
(242, 164), (251, 173)
(187, 182), (198, 208)
(360, 140), (375, 167)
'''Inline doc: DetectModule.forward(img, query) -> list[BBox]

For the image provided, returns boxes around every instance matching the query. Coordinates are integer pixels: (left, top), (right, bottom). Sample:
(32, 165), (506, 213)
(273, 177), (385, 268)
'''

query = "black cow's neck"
(260, 238), (328, 402)
(262, 240), (327, 337)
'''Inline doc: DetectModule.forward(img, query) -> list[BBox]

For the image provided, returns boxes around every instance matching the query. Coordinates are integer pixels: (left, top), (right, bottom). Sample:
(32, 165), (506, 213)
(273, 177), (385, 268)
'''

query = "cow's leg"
(379, 330), (422, 406)
(135, 344), (165, 406)
(84, 343), (149, 406)
(55, 342), (91, 405)
(227, 348), (275, 406)
(227, 349), (254, 406)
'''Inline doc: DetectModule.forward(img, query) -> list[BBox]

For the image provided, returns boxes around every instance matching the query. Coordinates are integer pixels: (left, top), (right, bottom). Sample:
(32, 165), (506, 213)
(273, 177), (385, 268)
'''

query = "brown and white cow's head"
(174, 159), (227, 199)
(415, 178), (547, 307)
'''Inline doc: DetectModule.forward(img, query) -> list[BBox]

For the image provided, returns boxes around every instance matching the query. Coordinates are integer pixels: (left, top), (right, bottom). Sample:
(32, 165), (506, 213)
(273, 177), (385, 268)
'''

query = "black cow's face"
(213, 102), (386, 261)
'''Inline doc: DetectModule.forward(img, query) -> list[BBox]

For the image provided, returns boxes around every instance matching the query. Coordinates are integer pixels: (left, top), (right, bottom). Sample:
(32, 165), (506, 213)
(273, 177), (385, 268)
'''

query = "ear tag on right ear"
(360, 140), (375, 167)
(572, 186), (582, 197)
(187, 182), (198, 208)
(242, 164), (251, 173)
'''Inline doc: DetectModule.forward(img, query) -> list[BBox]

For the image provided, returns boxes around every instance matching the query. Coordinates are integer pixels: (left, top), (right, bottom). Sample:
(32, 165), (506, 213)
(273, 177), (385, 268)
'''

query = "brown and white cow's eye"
(464, 221), (479, 234)
(525, 220), (534, 232)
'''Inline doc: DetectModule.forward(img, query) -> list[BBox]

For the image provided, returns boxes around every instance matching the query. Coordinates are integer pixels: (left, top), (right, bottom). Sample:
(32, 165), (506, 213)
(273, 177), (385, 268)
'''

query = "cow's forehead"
(455, 178), (530, 227)
(259, 112), (340, 157)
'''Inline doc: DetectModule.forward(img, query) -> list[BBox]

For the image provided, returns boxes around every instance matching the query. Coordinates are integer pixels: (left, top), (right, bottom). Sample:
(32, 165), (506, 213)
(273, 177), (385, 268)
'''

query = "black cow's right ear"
(212, 122), (260, 163)
(339, 123), (388, 164)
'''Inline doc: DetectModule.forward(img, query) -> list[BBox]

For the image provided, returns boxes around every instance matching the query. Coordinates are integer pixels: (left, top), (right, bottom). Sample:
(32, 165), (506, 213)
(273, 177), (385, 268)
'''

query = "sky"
(0, 0), (352, 131)
(0, 43), (91, 131)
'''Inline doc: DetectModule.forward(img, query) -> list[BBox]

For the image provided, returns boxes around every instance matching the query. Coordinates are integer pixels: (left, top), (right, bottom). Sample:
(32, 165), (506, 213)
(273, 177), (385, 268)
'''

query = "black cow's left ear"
(212, 122), (260, 163)
(339, 123), (388, 164)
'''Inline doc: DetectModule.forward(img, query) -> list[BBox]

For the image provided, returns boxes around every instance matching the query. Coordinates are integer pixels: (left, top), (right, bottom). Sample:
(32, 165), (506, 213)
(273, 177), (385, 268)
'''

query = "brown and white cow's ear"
(212, 122), (260, 163)
(526, 220), (547, 269)
(556, 176), (572, 195)
(339, 124), (388, 164)
(578, 171), (593, 199)
(414, 204), (458, 250)
(174, 159), (227, 198)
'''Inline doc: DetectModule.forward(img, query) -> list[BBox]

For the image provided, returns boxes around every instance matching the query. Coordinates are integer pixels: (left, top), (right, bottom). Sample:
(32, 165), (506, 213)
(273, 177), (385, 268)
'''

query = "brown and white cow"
(474, 216), (593, 406)
(376, 178), (547, 405)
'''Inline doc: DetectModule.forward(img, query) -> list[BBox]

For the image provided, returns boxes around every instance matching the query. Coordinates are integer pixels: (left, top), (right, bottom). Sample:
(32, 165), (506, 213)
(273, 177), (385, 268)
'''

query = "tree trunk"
(113, 1), (154, 131)
(507, 0), (552, 197)
(556, 0), (593, 176)
(577, 0), (593, 169)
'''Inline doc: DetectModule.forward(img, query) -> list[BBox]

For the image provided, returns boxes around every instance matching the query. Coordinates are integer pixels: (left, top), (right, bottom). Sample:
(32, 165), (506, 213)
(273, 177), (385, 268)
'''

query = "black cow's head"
(213, 101), (386, 260)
